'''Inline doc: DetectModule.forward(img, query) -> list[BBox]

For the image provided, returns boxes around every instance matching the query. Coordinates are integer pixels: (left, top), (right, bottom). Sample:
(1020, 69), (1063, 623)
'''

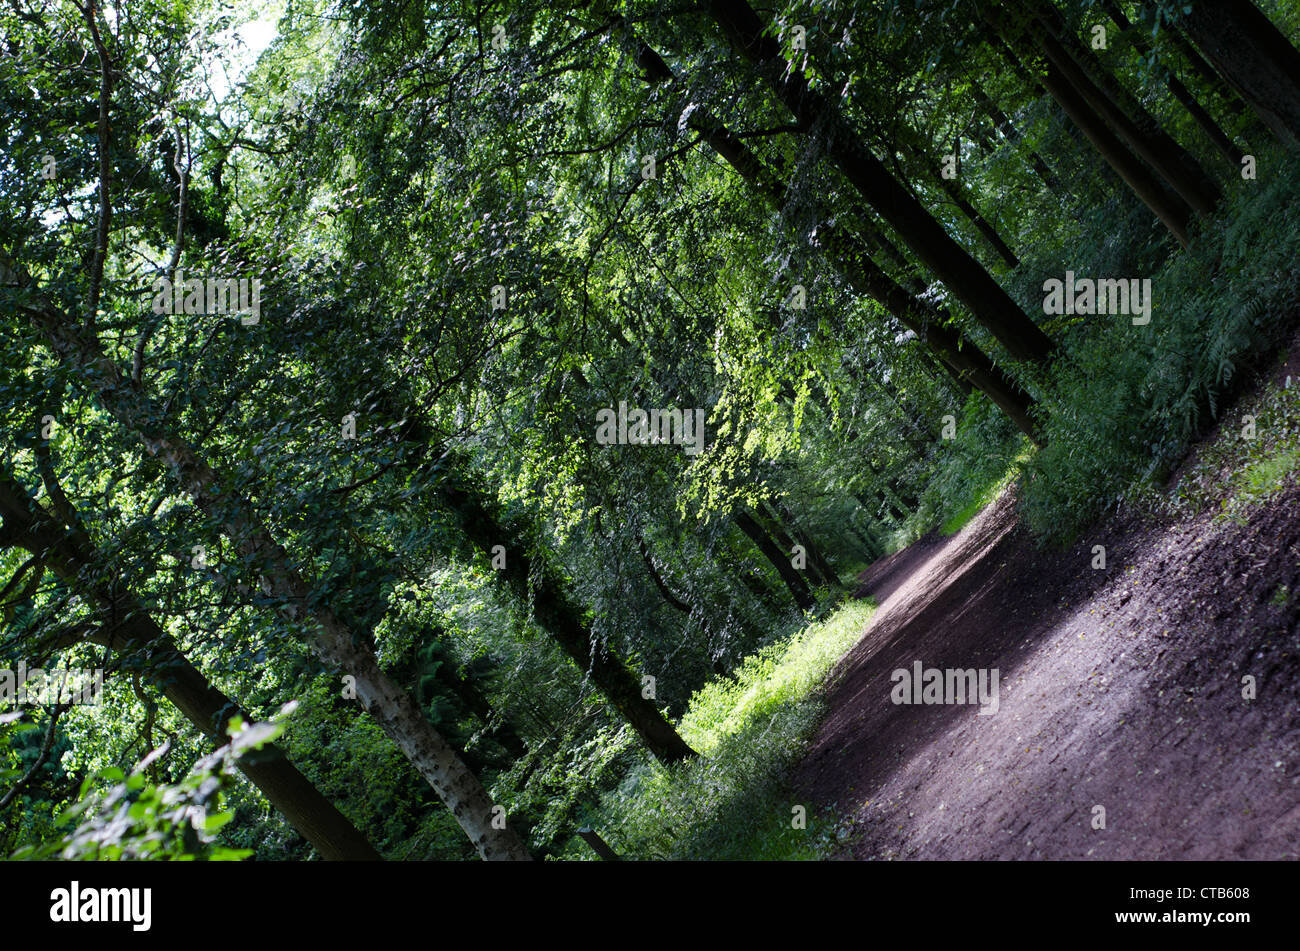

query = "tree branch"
(0, 703), (71, 811)
(78, 0), (114, 329)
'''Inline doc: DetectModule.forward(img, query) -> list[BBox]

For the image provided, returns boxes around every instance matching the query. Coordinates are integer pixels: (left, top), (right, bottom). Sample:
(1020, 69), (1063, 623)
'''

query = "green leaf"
(203, 812), (234, 832)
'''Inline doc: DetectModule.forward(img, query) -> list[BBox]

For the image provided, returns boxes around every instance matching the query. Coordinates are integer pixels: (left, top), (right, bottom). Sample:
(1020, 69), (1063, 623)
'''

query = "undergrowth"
(922, 147), (1300, 548)
(1019, 147), (1300, 543)
(563, 599), (875, 860)
(1161, 351), (1300, 523)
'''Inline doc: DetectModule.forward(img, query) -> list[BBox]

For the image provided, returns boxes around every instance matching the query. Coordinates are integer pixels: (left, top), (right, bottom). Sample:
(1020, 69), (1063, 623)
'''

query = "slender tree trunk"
(935, 169), (1022, 268)
(577, 827), (623, 860)
(888, 472), (921, 511)
(733, 510), (816, 610)
(0, 474), (382, 861)
(755, 503), (807, 574)
(1178, 0), (1300, 148)
(928, 348), (975, 399)
(876, 481), (912, 520)
(432, 460), (697, 765)
(970, 122), (998, 155)
(855, 488), (905, 523)
(849, 210), (922, 283)
(703, 0), (1057, 365)
(1163, 73), (1245, 167)
(637, 536), (693, 614)
(870, 367), (937, 452)
(847, 509), (885, 559)
(832, 225), (973, 399)
(989, 32), (1046, 93)
(894, 139), (1020, 267)
(969, 79), (1064, 191)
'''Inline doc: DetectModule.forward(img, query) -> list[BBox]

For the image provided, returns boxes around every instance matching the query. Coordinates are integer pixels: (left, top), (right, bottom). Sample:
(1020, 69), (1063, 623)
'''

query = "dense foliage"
(2, 0), (1298, 860)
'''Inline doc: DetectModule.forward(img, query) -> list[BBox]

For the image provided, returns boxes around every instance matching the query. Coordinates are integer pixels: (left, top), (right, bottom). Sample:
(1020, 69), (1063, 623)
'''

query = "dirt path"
(796, 479), (1300, 859)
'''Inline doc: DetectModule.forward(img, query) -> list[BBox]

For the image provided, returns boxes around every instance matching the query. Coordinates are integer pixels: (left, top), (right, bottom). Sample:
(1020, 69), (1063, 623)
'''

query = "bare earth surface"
(796, 477), (1300, 860)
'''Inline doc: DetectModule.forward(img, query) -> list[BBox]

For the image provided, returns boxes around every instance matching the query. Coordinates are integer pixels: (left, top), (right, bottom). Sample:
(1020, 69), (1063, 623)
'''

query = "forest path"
(794, 478), (1300, 859)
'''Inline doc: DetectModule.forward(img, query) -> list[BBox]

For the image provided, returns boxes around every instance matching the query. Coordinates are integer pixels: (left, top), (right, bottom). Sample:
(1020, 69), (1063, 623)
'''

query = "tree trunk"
(848, 210), (923, 285)
(703, 0), (1057, 366)
(432, 461), (697, 765)
(733, 510), (816, 610)
(17, 301), (532, 862)
(0, 473), (382, 861)
(423, 639), (530, 762)
(1178, 0), (1300, 149)
(928, 348), (976, 399)
(735, 562), (786, 609)
(1166, 19), (1257, 122)
(934, 167), (1022, 268)
(855, 488), (905, 523)
(577, 827), (623, 860)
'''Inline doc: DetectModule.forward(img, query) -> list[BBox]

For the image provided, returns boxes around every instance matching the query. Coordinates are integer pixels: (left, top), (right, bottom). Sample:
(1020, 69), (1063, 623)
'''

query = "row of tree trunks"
(1178, 0), (1300, 149)
(14, 293), (531, 861)
(1023, 1), (1223, 216)
(0, 469), (382, 860)
(9, 62), (538, 860)
(351, 384), (708, 766)
(979, 0), (1272, 245)
(733, 510), (816, 611)
(769, 500), (839, 587)
(587, 321), (821, 615)
(754, 502), (827, 588)
(594, 277), (841, 615)
(990, 31), (1195, 245)
(1099, 0), (1244, 167)
(815, 223), (1045, 441)
(702, 0), (1057, 367)
(626, 28), (1044, 444)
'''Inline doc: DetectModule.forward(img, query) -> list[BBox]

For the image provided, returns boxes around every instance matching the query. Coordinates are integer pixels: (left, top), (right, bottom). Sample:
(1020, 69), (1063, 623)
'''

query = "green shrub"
(7, 706), (300, 861)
